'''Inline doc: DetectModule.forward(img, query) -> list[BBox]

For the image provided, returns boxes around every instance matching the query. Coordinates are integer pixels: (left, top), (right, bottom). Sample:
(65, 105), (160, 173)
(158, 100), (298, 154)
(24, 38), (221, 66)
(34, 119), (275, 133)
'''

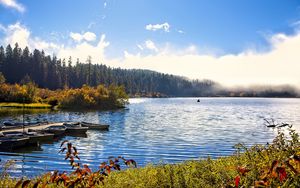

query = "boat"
(2, 131), (54, 145)
(3, 121), (41, 126)
(0, 134), (30, 151)
(64, 123), (88, 135)
(25, 131), (54, 143)
(43, 125), (66, 137)
(81, 121), (109, 130)
(1, 121), (43, 130)
(63, 122), (80, 126)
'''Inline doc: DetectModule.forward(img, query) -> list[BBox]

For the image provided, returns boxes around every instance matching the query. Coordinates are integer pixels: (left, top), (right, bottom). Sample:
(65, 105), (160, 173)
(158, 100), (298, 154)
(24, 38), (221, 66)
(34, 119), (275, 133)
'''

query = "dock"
(0, 121), (109, 151)
(0, 122), (64, 134)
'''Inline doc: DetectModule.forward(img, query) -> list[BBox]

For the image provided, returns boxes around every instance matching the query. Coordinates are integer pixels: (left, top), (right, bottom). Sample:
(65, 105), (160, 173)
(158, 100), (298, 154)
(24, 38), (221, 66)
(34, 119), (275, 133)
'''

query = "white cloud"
(2, 22), (30, 48)
(70, 32), (83, 42)
(58, 34), (109, 62)
(70, 31), (97, 42)
(0, 24), (5, 31)
(104, 2), (107, 8)
(0, 22), (60, 53)
(0, 22), (109, 63)
(137, 44), (144, 50)
(145, 22), (170, 32)
(144, 40), (158, 52)
(0, 0), (25, 12)
(178, 30), (185, 34)
(83, 32), (96, 41)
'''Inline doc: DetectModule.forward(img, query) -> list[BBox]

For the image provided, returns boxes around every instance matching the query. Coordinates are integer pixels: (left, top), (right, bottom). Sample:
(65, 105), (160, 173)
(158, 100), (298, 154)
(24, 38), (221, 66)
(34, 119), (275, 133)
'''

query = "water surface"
(0, 98), (300, 177)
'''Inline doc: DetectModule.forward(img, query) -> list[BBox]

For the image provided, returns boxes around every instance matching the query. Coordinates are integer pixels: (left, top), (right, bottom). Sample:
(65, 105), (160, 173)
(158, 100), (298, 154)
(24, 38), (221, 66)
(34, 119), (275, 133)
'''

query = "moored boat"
(2, 131), (54, 145)
(0, 134), (30, 151)
(64, 123), (88, 134)
(43, 125), (66, 137)
(63, 122), (80, 126)
(25, 131), (54, 143)
(81, 121), (109, 130)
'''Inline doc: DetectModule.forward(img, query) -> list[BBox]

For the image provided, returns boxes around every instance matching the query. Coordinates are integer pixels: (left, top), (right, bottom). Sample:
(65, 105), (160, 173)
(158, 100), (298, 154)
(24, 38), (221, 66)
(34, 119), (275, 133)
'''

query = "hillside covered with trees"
(0, 43), (216, 97)
(0, 43), (299, 98)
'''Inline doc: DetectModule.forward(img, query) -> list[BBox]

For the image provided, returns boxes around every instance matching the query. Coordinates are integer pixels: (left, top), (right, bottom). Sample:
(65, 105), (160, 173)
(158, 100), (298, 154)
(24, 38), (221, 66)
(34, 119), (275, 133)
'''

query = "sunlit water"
(0, 98), (300, 177)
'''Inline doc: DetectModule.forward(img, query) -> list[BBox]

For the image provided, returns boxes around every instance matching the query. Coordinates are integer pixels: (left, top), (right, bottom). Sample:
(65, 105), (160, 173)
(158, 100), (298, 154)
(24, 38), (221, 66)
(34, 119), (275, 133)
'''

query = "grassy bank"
(0, 128), (299, 187)
(0, 102), (52, 109)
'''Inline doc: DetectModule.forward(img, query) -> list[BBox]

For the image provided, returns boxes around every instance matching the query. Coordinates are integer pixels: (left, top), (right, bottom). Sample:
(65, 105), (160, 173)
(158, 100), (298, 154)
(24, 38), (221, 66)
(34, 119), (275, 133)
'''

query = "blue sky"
(1, 0), (300, 86)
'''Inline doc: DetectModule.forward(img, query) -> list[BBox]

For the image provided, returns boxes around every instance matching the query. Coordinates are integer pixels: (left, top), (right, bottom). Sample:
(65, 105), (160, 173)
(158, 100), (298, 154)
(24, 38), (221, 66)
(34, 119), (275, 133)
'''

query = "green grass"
(0, 102), (52, 109)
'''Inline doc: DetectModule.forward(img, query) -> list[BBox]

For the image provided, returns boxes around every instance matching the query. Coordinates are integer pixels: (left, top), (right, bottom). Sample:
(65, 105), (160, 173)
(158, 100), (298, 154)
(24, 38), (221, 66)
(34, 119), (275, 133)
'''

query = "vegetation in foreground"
(0, 73), (128, 110)
(0, 126), (299, 187)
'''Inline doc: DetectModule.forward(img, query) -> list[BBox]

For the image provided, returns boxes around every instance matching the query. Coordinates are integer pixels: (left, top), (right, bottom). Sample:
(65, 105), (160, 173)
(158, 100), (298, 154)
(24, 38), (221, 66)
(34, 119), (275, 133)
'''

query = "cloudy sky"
(1, 0), (300, 86)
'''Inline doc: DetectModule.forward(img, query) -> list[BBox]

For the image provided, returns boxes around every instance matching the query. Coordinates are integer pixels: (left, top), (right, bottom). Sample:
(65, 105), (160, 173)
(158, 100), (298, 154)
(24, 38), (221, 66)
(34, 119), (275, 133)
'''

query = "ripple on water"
(0, 98), (300, 177)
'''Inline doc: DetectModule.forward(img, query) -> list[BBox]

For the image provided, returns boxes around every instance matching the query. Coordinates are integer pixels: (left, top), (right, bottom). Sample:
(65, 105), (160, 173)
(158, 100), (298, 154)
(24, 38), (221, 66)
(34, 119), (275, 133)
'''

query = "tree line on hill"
(0, 43), (216, 97)
(0, 43), (299, 98)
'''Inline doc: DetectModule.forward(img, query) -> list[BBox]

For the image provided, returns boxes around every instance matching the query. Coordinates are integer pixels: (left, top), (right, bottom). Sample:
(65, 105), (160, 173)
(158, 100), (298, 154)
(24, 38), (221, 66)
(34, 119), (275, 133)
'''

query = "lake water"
(0, 98), (300, 177)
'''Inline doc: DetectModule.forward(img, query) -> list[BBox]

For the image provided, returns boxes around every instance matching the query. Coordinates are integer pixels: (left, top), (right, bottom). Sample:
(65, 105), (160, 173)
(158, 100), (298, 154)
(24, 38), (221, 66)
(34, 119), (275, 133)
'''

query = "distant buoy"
(197, 99), (200, 102)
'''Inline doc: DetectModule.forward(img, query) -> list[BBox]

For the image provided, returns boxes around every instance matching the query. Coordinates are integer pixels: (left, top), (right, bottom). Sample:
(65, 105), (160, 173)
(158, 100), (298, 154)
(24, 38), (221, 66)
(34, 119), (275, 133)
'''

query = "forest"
(0, 43), (299, 98)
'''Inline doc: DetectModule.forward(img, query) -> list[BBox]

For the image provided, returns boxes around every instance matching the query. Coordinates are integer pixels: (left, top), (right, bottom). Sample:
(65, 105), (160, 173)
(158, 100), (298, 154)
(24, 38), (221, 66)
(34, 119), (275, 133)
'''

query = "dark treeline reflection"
(0, 43), (299, 97)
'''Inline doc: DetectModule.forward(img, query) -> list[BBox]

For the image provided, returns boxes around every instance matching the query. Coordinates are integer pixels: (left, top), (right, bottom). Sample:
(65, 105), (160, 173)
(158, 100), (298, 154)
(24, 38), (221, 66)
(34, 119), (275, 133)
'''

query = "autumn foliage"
(0, 79), (128, 110)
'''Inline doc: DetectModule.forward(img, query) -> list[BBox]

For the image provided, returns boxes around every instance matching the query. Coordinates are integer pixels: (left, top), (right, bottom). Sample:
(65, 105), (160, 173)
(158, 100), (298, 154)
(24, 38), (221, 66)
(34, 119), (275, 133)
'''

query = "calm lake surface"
(0, 98), (300, 177)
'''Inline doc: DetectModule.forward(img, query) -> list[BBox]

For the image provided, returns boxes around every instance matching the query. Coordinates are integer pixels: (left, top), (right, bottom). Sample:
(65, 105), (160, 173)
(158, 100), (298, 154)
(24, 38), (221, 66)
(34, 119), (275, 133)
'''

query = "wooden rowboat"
(81, 121), (109, 130)
(43, 125), (66, 137)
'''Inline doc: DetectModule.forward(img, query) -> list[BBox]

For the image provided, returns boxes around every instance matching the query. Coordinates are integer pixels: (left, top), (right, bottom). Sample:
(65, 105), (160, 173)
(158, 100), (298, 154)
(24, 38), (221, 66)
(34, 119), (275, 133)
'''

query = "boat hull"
(81, 122), (109, 130)
(0, 137), (29, 151)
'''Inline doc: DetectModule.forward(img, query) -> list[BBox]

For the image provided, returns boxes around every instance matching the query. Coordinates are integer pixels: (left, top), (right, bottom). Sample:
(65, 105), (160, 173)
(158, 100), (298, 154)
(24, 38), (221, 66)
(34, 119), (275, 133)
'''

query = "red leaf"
(277, 167), (287, 182)
(125, 159), (137, 167)
(99, 162), (106, 169)
(14, 178), (23, 188)
(50, 171), (58, 183)
(105, 165), (111, 174)
(235, 175), (240, 188)
(21, 180), (31, 188)
(237, 166), (250, 176)
(84, 164), (92, 174)
(269, 160), (278, 173)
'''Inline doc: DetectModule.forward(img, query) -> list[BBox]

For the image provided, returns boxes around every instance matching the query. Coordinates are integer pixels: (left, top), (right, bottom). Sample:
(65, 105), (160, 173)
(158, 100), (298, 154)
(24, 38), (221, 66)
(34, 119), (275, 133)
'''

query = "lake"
(0, 98), (300, 177)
